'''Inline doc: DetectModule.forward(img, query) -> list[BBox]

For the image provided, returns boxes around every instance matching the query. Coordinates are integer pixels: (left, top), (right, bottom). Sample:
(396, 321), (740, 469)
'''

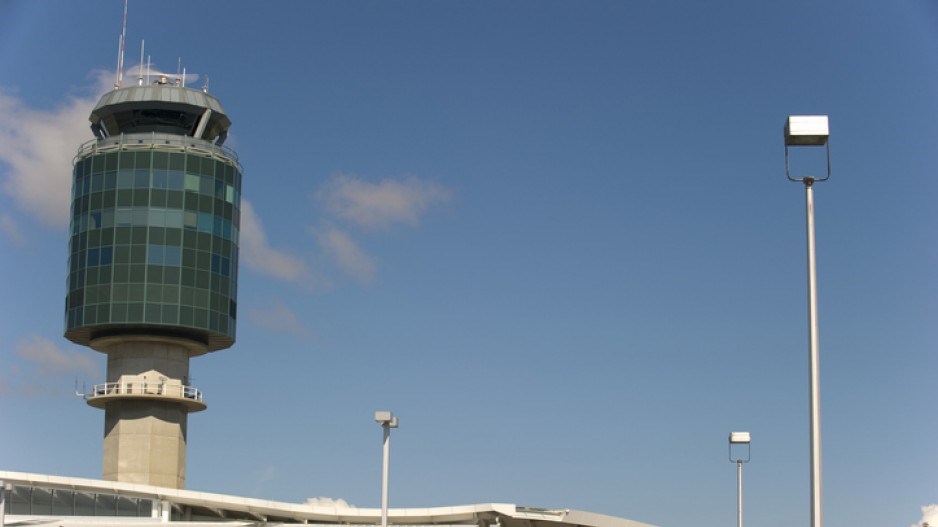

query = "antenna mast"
(116, 0), (128, 88)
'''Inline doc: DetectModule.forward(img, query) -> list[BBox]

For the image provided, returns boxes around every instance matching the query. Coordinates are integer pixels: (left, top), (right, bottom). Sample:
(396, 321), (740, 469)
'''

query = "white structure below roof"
(0, 471), (657, 527)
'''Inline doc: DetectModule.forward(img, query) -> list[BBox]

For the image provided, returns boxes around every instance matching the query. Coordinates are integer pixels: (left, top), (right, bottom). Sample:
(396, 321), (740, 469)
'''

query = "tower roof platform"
(0, 471), (657, 527)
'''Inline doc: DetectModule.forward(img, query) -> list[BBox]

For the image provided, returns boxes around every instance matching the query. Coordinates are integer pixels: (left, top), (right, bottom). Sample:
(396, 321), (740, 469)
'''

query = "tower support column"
(91, 336), (206, 489)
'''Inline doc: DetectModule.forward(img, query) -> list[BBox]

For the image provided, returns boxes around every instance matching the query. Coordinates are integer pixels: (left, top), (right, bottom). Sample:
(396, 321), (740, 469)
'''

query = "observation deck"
(85, 381), (206, 412)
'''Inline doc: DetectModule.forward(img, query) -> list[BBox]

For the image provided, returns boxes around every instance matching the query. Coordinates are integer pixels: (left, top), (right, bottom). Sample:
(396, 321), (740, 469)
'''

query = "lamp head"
(785, 115), (829, 146)
(729, 431), (751, 444)
(375, 411), (399, 428)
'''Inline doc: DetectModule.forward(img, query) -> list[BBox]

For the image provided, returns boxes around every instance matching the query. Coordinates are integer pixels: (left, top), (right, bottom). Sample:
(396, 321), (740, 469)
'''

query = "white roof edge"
(0, 471), (657, 527)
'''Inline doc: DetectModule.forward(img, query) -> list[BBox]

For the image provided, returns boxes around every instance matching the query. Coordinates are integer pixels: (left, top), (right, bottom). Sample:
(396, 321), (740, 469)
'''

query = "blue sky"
(1, 2), (937, 526)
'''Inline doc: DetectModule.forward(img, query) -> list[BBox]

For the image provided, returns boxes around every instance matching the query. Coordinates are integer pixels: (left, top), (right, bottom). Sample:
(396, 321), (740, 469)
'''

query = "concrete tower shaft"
(67, 82), (242, 489)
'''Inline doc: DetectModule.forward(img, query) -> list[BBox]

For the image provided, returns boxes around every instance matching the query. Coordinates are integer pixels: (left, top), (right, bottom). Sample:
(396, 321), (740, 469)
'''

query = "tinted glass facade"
(65, 148), (241, 350)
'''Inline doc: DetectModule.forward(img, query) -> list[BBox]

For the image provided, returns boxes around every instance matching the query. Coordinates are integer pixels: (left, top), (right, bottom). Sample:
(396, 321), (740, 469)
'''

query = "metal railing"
(74, 132), (240, 171)
(88, 381), (203, 402)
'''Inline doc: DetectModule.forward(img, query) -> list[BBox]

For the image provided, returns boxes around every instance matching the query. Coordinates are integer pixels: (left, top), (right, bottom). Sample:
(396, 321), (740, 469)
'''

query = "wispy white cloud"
(16, 334), (98, 378)
(240, 199), (320, 288)
(1, 334), (99, 398)
(0, 212), (24, 245)
(246, 298), (312, 337)
(913, 504), (938, 527)
(0, 72), (112, 228)
(318, 174), (452, 230)
(314, 224), (377, 284)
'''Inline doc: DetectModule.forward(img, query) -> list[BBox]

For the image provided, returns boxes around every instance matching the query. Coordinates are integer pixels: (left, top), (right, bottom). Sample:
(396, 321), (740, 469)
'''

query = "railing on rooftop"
(75, 132), (241, 171)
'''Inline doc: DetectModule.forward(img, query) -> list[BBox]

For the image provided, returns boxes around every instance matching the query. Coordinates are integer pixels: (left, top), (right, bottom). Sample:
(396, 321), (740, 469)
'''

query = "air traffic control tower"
(65, 76), (242, 489)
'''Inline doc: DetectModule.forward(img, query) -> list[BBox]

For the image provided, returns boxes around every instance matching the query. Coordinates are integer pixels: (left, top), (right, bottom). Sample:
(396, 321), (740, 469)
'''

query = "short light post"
(375, 411), (399, 527)
(784, 115), (830, 527)
(729, 432), (751, 527)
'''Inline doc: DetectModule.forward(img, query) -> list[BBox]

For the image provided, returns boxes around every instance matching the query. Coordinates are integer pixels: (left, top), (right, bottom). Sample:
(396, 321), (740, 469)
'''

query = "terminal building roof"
(0, 471), (656, 527)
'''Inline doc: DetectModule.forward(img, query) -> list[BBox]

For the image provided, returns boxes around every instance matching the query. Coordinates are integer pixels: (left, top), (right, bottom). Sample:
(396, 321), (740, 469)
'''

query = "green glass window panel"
(112, 302), (127, 322)
(218, 316), (228, 334)
(193, 288), (208, 308)
(183, 211), (198, 230)
(146, 284), (162, 302)
(167, 190), (183, 209)
(134, 151), (150, 169)
(130, 245), (146, 263)
(113, 265), (129, 282)
(166, 209), (183, 229)
(161, 304), (178, 324)
(147, 266), (164, 284)
(127, 303), (143, 320)
(98, 265), (112, 281)
(117, 189), (133, 207)
(129, 264), (146, 283)
(89, 192), (103, 210)
(197, 213), (212, 233)
(184, 173), (200, 192)
(112, 283), (128, 301)
(131, 227), (147, 244)
(197, 232), (212, 250)
(128, 284), (144, 302)
(196, 270), (209, 289)
(225, 185), (234, 203)
(88, 229), (101, 246)
(84, 308), (97, 324)
(151, 189), (167, 207)
(149, 227), (166, 244)
(104, 171), (117, 190)
(163, 284), (179, 301)
(153, 151), (169, 169)
(180, 286), (194, 305)
(196, 251), (210, 269)
(181, 268), (195, 286)
(91, 173), (104, 192)
(115, 227), (131, 244)
(179, 305), (193, 326)
(193, 308), (208, 328)
(133, 168), (149, 188)
(184, 192), (199, 210)
(169, 153), (185, 171)
(105, 152), (118, 171)
(114, 246), (129, 264)
(132, 189), (148, 206)
(199, 175), (213, 195)
(198, 195), (213, 213)
(165, 228), (182, 245)
(181, 248), (196, 268)
(118, 151), (133, 169)
(97, 304), (110, 322)
(145, 304), (161, 323)
(117, 169), (133, 189)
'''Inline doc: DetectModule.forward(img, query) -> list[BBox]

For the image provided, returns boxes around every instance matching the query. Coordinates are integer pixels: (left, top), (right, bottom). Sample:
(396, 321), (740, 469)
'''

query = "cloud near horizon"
(913, 504), (938, 527)
(245, 298), (312, 337)
(318, 174), (452, 230)
(2, 334), (100, 398)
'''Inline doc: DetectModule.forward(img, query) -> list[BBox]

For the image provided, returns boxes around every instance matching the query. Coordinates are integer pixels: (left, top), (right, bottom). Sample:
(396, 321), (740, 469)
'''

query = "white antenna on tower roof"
(114, 0), (128, 89)
(137, 39), (145, 86)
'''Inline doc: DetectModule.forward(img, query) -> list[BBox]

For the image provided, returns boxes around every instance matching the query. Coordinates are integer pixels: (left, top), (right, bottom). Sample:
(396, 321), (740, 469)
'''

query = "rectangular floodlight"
(785, 115), (829, 146)
(729, 432), (751, 444)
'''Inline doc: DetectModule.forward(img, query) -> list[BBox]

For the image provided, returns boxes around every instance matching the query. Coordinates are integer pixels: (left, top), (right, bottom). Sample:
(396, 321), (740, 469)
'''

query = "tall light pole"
(784, 115), (830, 527)
(729, 432), (751, 527)
(375, 411), (399, 527)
